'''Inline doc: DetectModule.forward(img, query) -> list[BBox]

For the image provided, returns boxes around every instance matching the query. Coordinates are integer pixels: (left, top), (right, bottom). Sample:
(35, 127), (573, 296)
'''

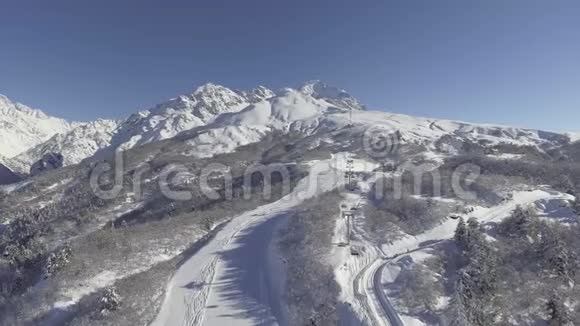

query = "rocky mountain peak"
(299, 80), (366, 111)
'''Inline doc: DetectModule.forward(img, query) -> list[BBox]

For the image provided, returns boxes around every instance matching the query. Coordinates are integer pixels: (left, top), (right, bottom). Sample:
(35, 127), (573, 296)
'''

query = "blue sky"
(0, 0), (578, 131)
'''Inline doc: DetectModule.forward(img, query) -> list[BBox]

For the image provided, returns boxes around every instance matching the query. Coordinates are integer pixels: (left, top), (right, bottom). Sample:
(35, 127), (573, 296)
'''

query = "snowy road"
(201, 213), (288, 325)
(151, 159), (345, 326)
(372, 261), (405, 326)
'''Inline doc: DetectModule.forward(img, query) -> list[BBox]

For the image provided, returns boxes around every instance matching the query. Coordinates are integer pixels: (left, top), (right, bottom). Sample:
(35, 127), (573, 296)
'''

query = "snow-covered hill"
(0, 94), (75, 158)
(15, 119), (120, 170)
(177, 83), (569, 159)
(565, 132), (580, 143)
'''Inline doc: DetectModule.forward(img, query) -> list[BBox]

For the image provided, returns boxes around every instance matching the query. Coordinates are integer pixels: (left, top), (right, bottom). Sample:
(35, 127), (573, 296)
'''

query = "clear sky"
(0, 0), (578, 131)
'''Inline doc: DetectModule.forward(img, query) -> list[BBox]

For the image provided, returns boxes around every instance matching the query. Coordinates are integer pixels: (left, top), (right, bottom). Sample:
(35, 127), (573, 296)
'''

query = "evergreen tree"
(454, 217), (469, 251)
(447, 277), (470, 326)
(540, 227), (577, 284)
(468, 240), (498, 297)
(100, 286), (122, 314)
(466, 217), (484, 252)
(499, 205), (539, 240)
(450, 217), (499, 326)
(547, 292), (573, 326)
(43, 243), (73, 278)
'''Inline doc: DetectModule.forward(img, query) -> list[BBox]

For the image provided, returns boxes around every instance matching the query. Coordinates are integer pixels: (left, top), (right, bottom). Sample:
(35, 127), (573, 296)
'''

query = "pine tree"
(43, 243), (73, 278)
(467, 216), (480, 231)
(101, 286), (122, 314)
(466, 217), (484, 252)
(451, 221), (499, 326)
(454, 217), (469, 251)
(499, 205), (539, 239)
(447, 279), (470, 326)
(540, 227), (576, 284)
(469, 240), (498, 296)
(547, 292), (573, 326)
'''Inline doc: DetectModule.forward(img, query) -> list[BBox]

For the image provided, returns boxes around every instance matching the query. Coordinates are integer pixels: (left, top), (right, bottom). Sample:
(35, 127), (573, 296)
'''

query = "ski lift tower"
(344, 158), (355, 191)
(342, 209), (355, 245)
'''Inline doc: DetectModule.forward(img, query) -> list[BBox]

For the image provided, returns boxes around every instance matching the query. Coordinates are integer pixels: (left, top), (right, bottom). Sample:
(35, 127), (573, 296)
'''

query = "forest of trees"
(279, 190), (343, 326)
(445, 206), (578, 325)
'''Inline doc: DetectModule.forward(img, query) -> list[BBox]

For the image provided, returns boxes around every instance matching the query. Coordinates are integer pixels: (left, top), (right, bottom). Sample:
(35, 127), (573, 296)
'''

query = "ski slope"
(151, 158), (346, 326)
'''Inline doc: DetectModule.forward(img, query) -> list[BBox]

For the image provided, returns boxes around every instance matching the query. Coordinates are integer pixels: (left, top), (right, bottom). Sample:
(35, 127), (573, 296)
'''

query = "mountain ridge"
(0, 82), (576, 179)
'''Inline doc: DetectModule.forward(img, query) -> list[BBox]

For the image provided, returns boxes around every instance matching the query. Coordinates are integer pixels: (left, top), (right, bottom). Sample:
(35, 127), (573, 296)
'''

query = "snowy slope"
(176, 85), (569, 160)
(0, 94), (75, 158)
(0, 154), (23, 174)
(566, 132), (580, 143)
(108, 83), (274, 151)
(348, 110), (569, 148)
(151, 158), (346, 326)
(300, 80), (366, 111)
(15, 119), (120, 169)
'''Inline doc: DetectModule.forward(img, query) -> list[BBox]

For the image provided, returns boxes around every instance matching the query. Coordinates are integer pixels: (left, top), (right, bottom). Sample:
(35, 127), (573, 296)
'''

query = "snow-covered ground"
(380, 189), (569, 256)
(376, 189), (573, 324)
(0, 179), (31, 194)
(152, 157), (347, 326)
(329, 161), (406, 326)
(329, 184), (575, 326)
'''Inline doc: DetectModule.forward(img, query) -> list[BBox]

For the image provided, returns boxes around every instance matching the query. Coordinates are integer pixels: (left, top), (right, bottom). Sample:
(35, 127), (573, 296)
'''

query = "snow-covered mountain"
(108, 83), (274, 151)
(3, 82), (580, 326)
(0, 81), (575, 178)
(15, 119), (120, 170)
(0, 154), (19, 172)
(299, 80), (366, 111)
(0, 94), (75, 158)
(101, 81), (370, 158)
(176, 83), (569, 159)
